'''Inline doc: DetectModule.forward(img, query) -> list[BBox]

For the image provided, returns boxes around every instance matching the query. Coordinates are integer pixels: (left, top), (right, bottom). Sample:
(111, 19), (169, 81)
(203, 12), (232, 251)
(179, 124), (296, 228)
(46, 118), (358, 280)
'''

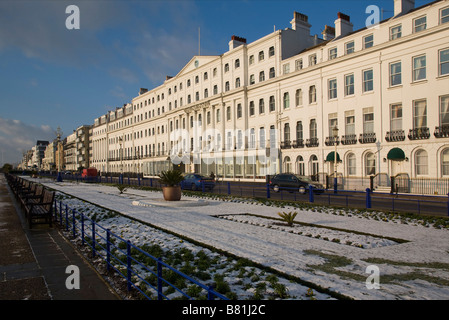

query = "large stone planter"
(162, 186), (182, 201)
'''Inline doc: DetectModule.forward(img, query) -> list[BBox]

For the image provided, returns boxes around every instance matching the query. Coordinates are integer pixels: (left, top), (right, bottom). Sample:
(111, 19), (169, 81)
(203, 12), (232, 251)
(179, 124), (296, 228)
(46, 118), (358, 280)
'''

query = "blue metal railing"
(53, 198), (228, 300)
(39, 172), (449, 216)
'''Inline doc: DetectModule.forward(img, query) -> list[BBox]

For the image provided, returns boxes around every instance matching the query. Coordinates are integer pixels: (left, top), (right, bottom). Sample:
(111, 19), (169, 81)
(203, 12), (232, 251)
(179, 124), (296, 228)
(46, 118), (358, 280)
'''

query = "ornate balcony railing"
(385, 130), (405, 142)
(325, 136), (340, 146)
(280, 140), (292, 149)
(434, 125), (449, 138)
(359, 132), (376, 144)
(340, 134), (357, 145)
(305, 137), (319, 147)
(292, 139), (304, 148)
(408, 127), (430, 140)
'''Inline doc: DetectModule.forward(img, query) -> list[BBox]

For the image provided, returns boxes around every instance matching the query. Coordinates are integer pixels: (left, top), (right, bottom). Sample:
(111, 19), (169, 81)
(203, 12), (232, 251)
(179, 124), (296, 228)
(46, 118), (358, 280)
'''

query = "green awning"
(387, 147), (406, 161)
(325, 152), (341, 162)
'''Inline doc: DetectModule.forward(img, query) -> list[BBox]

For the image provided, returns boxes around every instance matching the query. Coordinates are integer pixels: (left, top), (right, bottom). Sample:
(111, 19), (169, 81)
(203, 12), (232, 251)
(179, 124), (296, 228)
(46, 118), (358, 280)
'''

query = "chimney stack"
(322, 25), (335, 41)
(290, 12), (311, 31)
(334, 12), (353, 38)
(229, 35), (247, 51)
(394, 0), (415, 16)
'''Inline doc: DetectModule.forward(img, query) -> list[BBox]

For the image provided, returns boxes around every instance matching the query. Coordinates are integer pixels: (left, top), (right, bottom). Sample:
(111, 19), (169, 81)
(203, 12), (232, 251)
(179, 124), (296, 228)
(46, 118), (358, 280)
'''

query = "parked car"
(269, 174), (324, 194)
(181, 174), (215, 191)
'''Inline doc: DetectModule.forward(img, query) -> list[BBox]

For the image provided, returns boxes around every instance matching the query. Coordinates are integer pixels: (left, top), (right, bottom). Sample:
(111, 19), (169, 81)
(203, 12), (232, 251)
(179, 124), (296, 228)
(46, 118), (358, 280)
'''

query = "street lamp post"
(332, 125), (339, 194)
(119, 136), (123, 184)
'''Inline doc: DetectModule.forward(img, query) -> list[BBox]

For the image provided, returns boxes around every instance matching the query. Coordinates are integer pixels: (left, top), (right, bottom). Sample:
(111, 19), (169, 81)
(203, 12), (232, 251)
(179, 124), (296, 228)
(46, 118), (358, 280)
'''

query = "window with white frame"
(413, 99), (427, 129)
(363, 34), (374, 49)
(284, 123), (290, 143)
(344, 74), (354, 96)
(295, 89), (303, 107)
(345, 41), (354, 55)
(390, 25), (402, 40)
(258, 51), (264, 61)
(347, 153), (356, 176)
(345, 110), (355, 135)
(363, 107), (374, 133)
(329, 47), (337, 60)
(309, 119), (317, 139)
(259, 71), (265, 82)
(296, 121), (303, 141)
(249, 55), (254, 65)
(365, 152), (376, 176)
(259, 98), (265, 114)
(390, 61), (402, 86)
(439, 48), (449, 76)
(269, 96), (275, 112)
(269, 67), (275, 79)
(269, 46), (275, 57)
(295, 59), (303, 70)
(440, 95), (449, 126)
(363, 69), (374, 92)
(216, 108), (221, 123)
(283, 92), (290, 109)
(249, 74), (255, 85)
(440, 6), (449, 24)
(328, 113), (338, 137)
(414, 15), (427, 33)
(415, 149), (428, 176)
(296, 156), (305, 176)
(309, 85), (316, 104)
(259, 127), (266, 148)
(328, 78), (337, 100)
(442, 148), (449, 176)
(249, 128), (256, 148)
(283, 63), (290, 75)
(390, 103), (402, 131)
(413, 55), (426, 81)
(309, 54), (317, 66)
(237, 104), (242, 119)
(249, 101), (255, 116)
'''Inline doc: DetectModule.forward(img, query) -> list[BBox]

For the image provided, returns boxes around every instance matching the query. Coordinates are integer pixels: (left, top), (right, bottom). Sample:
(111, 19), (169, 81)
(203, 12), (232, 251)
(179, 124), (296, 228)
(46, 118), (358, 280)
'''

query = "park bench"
(24, 188), (55, 229)
(8, 176), (26, 198)
(18, 182), (37, 200)
(19, 184), (44, 210)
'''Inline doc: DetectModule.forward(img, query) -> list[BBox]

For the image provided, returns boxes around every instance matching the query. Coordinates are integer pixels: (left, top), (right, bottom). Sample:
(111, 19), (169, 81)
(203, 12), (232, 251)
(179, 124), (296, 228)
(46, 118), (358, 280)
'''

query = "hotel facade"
(91, 0), (449, 190)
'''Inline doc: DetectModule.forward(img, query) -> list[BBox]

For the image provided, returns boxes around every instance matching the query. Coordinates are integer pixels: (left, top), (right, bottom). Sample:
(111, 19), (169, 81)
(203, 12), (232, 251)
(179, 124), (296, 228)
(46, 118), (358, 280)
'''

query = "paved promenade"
(0, 174), (119, 300)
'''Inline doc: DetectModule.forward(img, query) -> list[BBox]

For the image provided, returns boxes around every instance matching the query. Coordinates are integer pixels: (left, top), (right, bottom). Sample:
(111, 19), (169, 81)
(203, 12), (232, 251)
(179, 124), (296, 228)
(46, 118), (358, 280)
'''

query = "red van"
(82, 167), (98, 178)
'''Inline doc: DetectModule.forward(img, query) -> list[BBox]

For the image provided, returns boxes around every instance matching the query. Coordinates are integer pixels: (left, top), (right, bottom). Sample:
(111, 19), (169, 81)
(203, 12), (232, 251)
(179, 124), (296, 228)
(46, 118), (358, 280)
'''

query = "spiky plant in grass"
(277, 211), (298, 227)
(117, 184), (128, 194)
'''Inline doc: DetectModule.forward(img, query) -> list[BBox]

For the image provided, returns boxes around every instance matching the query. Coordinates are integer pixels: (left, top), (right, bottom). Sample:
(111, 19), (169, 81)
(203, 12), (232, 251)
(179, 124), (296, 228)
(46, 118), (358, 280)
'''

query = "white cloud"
(0, 117), (55, 165)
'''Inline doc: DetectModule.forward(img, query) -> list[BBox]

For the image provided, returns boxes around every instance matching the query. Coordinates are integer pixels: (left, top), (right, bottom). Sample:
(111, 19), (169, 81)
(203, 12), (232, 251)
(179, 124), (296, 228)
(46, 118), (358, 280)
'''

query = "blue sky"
(0, 0), (431, 165)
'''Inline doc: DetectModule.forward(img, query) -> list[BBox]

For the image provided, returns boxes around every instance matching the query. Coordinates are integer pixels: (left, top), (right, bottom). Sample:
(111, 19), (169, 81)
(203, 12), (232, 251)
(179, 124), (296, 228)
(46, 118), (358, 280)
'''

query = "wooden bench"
(19, 184), (44, 210)
(24, 188), (55, 229)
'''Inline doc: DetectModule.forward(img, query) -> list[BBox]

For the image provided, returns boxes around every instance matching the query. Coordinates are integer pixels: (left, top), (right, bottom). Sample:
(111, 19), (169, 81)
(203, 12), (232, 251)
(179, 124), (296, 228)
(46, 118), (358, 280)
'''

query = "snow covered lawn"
(31, 177), (449, 300)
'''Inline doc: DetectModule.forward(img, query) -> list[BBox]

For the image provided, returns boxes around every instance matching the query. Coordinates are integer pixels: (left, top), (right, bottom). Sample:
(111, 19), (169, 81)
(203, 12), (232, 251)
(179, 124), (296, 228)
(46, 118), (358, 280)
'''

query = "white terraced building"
(91, 0), (449, 192)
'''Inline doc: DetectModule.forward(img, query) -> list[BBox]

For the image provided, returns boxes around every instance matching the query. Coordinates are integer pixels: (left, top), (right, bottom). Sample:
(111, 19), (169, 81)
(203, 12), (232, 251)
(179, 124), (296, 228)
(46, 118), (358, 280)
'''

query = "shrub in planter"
(159, 170), (184, 201)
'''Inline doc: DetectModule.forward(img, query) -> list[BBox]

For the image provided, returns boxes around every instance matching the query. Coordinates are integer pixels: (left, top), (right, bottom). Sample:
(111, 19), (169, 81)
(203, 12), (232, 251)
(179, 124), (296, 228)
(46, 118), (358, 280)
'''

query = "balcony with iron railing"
(359, 132), (376, 144)
(434, 125), (449, 138)
(408, 127), (430, 140)
(280, 140), (292, 149)
(305, 137), (319, 147)
(340, 134), (357, 145)
(385, 130), (405, 142)
(325, 136), (340, 146)
(292, 139), (304, 148)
